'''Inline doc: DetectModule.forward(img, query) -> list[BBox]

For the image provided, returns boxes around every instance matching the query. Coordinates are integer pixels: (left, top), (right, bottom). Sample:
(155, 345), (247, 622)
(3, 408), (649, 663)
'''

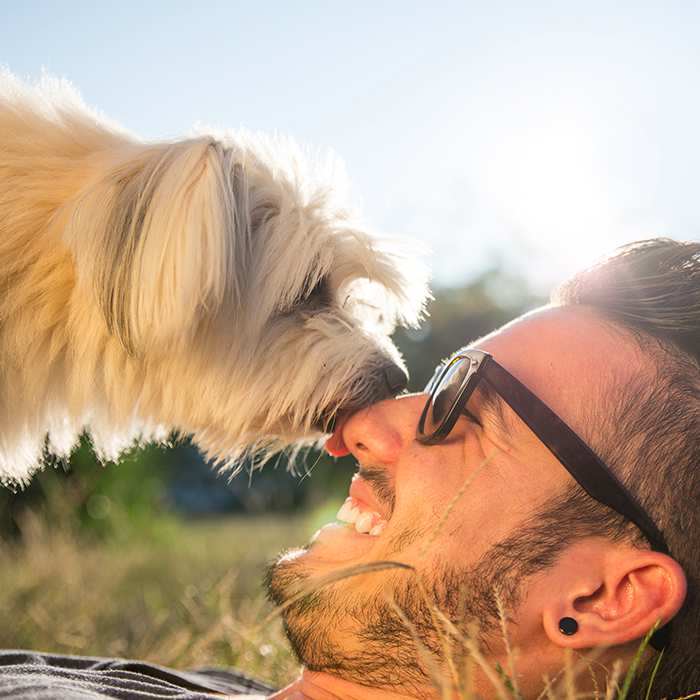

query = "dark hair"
(551, 238), (700, 696)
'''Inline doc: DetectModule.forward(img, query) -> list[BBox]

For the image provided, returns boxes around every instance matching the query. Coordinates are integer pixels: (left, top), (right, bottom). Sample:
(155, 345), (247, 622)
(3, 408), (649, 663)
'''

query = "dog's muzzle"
(383, 363), (408, 394)
(320, 362), (409, 433)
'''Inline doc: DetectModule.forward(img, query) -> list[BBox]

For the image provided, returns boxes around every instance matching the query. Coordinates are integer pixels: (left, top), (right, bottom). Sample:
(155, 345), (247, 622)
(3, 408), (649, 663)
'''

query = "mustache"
(357, 466), (395, 517)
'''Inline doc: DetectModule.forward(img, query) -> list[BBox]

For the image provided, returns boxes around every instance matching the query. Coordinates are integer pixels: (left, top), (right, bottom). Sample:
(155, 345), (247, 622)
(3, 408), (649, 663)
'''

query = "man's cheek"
(418, 516), (495, 570)
(379, 514), (432, 557)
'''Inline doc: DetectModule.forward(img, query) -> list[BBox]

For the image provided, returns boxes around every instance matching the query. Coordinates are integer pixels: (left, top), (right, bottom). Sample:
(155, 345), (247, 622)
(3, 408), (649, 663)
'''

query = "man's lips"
(349, 474), (390, 522)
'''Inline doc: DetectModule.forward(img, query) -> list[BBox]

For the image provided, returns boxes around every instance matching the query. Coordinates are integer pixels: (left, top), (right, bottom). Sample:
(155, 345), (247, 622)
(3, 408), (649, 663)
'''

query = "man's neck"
(268, 669), (436, 700)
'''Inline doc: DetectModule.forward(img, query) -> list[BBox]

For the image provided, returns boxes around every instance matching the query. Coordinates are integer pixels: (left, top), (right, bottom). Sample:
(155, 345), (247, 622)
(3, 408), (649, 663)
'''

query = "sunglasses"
(416, 348), (670, 649)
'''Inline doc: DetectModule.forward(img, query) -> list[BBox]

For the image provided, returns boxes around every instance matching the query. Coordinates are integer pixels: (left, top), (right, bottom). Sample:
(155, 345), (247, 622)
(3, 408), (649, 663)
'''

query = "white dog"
(0, 70), (428, 488)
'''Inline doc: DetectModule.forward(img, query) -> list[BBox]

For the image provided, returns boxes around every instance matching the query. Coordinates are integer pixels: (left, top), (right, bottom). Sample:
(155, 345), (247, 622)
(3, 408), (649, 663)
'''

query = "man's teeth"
(335, 497), (387, 536)
(336, 499), (355, 522)
(355, 512), (373, 534)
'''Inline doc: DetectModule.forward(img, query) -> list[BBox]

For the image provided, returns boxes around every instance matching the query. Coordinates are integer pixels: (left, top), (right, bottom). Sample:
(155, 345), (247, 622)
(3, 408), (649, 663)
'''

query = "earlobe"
(542, 545), (687, 650)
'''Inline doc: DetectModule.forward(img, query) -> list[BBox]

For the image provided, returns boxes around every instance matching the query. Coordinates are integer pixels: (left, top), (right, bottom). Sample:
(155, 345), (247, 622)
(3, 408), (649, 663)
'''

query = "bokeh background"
(2, 0), (700, 688)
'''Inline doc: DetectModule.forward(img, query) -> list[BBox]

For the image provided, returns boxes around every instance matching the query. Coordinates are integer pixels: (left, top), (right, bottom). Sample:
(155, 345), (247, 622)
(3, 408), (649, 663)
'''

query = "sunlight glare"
(478, 116), (616, 269)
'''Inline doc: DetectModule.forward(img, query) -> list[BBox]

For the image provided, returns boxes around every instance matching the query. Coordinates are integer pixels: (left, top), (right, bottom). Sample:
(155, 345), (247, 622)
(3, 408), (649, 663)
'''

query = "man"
(2, 238), (697, 698)
(266, 238), (698, 698)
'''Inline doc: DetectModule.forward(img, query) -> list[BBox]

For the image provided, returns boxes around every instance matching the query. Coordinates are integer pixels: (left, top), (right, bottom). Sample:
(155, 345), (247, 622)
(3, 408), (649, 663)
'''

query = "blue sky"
(3, 1), (700, 292)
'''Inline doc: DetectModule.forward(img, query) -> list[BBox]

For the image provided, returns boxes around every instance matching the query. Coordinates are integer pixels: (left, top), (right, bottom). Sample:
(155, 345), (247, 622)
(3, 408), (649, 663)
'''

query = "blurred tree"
(0, 437), (177, 542)
(396, 265), (544, 390)
(0, 437), (312, 542)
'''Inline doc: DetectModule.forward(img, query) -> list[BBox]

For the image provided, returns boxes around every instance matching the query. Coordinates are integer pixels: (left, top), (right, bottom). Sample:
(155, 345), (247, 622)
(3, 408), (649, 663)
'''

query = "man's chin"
(269, 522), (382, 585)
(305, 521), (382, 564)
(265, 541), (438, 693)
(264, 522), (384, 622)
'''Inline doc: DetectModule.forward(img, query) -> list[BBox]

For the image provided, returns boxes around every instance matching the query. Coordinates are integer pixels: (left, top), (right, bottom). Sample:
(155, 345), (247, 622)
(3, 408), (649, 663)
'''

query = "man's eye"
(462, 408), (482, 426)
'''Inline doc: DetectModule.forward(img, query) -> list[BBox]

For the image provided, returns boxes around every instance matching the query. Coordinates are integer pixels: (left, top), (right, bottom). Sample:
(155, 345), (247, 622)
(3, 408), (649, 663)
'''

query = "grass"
(1, 478), (695, 698)
(0, 510), (313, 689)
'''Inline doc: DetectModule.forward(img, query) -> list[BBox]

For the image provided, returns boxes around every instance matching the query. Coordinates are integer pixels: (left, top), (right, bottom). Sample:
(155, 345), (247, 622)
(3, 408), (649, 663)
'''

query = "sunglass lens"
(422, 357), (472, 436)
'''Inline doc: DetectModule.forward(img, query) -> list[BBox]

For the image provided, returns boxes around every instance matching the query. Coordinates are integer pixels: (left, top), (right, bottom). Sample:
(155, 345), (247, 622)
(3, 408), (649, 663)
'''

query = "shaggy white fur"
(0, 70), (429, 487)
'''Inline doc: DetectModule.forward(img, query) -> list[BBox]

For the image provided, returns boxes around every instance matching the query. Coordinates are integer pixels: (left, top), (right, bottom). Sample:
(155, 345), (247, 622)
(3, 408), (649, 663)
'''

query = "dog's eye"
(305, 277), (331, 306)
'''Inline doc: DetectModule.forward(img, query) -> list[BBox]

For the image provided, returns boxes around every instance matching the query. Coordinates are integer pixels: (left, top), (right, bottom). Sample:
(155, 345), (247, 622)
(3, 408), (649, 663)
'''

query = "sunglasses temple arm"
(482, 360), (670, 556)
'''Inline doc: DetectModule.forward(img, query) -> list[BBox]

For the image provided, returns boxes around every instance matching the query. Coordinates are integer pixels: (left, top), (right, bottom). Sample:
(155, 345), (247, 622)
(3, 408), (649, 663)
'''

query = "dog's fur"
(0, 70), (428, 488)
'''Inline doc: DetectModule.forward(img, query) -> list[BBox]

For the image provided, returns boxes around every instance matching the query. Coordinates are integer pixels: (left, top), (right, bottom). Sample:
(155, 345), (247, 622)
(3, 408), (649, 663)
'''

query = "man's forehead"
(474, 305), (647, 432)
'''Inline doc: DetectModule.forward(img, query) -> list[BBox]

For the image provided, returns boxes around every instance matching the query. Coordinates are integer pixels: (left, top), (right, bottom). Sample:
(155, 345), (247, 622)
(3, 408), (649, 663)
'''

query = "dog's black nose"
(384, 364), (408, 395)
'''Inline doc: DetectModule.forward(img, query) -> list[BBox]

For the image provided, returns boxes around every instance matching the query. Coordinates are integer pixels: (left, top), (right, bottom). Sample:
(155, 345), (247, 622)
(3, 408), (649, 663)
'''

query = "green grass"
(0, 511), (316, 689)
(1, 501), (693, 698)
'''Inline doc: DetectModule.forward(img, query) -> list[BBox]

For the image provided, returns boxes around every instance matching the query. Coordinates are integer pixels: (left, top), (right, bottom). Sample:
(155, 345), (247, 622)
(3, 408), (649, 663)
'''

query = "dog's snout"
(384, 364), (408, 395)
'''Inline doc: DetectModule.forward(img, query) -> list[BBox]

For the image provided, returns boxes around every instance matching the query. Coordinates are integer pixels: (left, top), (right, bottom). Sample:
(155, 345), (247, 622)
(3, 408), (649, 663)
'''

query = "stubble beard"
(264, 539), (514, 692)
(264, 465), (542, 692)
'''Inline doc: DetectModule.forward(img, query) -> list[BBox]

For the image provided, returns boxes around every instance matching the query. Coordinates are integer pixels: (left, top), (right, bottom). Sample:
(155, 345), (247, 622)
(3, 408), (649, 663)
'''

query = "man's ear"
(535, 539), (686, 649)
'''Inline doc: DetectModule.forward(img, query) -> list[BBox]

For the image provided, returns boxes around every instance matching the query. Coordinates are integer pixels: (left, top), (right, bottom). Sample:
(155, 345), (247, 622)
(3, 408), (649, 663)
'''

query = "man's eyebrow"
(473, 380), (513, 436)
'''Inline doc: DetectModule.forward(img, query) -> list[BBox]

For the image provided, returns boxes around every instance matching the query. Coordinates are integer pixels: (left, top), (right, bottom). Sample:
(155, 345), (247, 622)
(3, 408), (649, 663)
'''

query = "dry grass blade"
(421, 609), (509, 699)
(540, 675), (557, 700)
(564, 649), (576, 700)
(603, 660), (623, 700)
(536, 649), (608, 700)
(586, 656), (601, 700)
(459, 623), (513, 700)
(383, 593), (450, 695)
(260, 559), (414, 627)
(460, 653), (475, 700)
(495, 589), (521, 698)
(547, 646), (610, 700)
(432, 607), (467, 649)
(413, 576), (462, 693)
(419, 449), (499, 558)
(537, 670), (564, 700)
(431, 606), (474, 699)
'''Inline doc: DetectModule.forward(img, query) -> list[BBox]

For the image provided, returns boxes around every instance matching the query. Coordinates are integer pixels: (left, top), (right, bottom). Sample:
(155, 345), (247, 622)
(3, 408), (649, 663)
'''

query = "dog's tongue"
(325, 416), (350, 457)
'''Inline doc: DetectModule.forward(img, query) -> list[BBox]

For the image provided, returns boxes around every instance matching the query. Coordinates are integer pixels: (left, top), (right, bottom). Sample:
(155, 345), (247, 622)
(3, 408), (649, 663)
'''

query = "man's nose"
(329, 394), (426, 464)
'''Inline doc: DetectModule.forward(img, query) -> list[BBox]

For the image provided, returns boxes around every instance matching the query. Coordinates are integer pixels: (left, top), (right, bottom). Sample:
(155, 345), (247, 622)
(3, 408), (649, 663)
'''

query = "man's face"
(266, 305), (646, 692)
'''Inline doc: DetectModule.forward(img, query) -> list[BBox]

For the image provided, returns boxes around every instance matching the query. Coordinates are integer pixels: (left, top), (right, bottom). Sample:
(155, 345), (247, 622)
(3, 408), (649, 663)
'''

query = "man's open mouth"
(335, 497), (388, 536)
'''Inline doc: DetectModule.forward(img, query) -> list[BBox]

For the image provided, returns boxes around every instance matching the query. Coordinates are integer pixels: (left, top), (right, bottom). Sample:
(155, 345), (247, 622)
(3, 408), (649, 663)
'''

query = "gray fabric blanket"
(0, 650), (275, 699)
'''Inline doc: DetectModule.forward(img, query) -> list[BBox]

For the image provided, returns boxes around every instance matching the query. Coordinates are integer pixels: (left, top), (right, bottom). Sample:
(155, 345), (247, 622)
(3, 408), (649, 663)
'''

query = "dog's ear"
(66, 138), (247, 354)
(330, 231), (431, 332)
